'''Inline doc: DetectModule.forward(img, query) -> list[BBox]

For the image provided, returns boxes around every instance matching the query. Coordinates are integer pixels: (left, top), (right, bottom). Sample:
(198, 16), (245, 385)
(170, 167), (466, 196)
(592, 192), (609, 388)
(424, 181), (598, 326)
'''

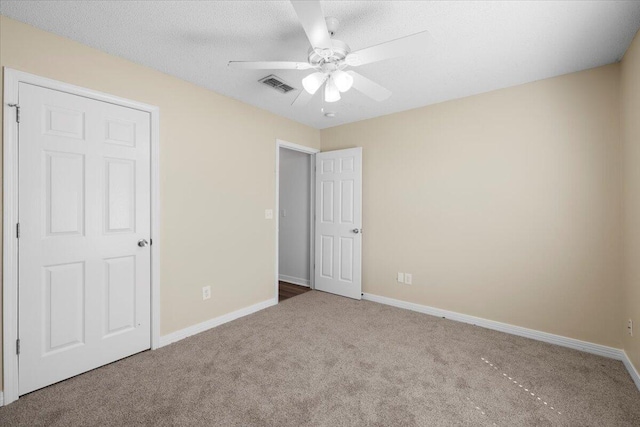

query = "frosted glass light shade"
(332, 70), (354, 92)
(324, 78), (341, 102)
(302, 72), (326, 94)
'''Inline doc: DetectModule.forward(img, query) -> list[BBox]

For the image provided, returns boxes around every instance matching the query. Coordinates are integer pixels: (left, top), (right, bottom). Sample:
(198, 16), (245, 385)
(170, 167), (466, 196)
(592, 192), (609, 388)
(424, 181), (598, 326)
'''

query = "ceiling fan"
(228, 0), (431, 107)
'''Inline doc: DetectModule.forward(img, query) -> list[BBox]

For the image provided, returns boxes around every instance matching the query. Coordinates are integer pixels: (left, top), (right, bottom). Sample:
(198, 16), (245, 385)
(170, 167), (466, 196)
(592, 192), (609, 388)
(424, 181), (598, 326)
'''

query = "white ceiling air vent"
(259, 75), (296, 94)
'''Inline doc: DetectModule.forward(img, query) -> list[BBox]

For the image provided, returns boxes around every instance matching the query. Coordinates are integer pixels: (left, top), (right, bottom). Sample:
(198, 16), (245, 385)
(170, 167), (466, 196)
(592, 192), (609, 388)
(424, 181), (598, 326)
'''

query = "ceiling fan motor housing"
(308, 39), (351, 66)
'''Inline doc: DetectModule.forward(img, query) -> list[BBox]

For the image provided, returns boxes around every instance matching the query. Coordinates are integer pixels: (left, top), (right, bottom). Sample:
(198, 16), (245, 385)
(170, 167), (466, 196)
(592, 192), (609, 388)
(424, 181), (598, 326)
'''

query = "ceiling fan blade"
(347, 71), (391, 102)
(228, 61), (313, 70)
(292, 88), (315, 106)
(346, 30), (432, 67)
(290, 0), (332, 50)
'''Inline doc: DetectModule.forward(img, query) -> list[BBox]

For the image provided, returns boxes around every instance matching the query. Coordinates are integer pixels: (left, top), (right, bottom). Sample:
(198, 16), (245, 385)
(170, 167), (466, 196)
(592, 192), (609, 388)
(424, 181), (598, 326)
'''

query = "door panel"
(314, 148), (362, 299)
(320, 235), (334, 278)
(105, 158), (136, 233)
(340, 180), (354, 223)
(339, 237), (354, 282)
(45, 151), (85, 235)
(321, 181), (334, 222)
(18, 83), (151, 395)
(104, 256), (136, 336)
(44, 104), (85, 139)
(44, 262), (85, 353)
(105, 118), (136, 147)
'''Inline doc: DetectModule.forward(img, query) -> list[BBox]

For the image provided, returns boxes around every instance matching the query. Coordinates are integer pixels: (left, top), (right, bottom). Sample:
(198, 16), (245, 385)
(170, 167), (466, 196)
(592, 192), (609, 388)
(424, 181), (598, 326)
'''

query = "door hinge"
(16, 223), (20, 238)
(150, 238), (153, 245)
(8, 103), (20, 123)
(16, 339), (20, 355)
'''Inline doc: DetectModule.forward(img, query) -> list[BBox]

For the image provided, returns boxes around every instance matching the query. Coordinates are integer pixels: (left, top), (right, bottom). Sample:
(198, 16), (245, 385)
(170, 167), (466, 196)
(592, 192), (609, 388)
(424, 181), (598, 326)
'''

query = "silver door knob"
(138, 239), (149, 247)
(352, 229), (360, 234)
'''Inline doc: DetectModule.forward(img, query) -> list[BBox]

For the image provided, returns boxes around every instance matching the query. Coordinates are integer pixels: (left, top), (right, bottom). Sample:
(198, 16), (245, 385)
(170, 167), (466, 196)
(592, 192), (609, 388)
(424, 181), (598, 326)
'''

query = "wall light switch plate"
(202, 286), (211, 301)
(265, 209), (273, 220)
(397, 272), (404, 283)
(629, 319), (634, 336)
(404, 273), (412, 285)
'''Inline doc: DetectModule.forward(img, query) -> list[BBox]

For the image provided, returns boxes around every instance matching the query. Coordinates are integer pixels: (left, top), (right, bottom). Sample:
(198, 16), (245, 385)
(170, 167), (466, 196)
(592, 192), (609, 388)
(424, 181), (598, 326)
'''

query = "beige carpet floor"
(1, 291), (639, 426)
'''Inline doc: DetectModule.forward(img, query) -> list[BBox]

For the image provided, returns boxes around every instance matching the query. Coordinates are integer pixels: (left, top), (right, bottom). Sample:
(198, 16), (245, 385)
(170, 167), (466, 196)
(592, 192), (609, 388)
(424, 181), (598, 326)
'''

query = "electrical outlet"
(265, 209), (273, 220)
(397, 272), (404, 283)
(628, 319), (634, 336)
(404, 273), (413, 285)
(202, 286), (211, 301)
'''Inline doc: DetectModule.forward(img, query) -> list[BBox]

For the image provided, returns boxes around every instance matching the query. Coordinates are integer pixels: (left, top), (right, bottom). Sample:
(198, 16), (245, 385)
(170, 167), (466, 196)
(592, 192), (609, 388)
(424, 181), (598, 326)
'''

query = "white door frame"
(2, 68), (161, 405)
(275, 139), (319, 298)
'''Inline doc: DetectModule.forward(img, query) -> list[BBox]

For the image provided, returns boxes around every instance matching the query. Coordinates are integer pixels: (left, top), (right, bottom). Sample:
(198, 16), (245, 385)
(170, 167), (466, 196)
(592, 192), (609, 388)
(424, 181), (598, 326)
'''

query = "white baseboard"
(0, 390), (4, 407)
(159, 297), (277, 348)
(278, 274), (310, 287)
(622, 351), (640, 391)
(362, 293), (624, 361)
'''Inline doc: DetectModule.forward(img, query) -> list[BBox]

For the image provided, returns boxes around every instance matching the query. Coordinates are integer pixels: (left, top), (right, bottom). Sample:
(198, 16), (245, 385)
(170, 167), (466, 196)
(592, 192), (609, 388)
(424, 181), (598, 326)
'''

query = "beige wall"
(0, 16), (321, 389)
(621, 30), (640, 374)
(321, 64), (623, 348)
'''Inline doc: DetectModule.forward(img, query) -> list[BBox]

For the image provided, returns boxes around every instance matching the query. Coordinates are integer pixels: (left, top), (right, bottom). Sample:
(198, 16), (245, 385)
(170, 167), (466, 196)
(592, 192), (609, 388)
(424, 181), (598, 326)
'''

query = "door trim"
(275, 139), (319, 300)
(2, 68), (161, 405)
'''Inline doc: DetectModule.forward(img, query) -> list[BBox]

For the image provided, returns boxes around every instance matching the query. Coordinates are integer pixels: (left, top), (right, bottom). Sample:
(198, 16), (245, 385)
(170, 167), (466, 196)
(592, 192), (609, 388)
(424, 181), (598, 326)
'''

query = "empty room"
(0, 1), (639, 425)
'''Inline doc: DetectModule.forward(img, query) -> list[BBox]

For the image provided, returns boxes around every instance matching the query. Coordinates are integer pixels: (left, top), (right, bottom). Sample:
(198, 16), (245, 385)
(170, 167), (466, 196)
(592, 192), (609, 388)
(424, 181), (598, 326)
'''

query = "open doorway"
(275, 140), (318, 302)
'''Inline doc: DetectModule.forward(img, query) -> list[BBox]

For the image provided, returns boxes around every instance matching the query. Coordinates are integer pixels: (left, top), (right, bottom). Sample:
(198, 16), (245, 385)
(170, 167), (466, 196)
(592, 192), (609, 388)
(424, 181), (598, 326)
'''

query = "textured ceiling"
(2, 1), (640, 129)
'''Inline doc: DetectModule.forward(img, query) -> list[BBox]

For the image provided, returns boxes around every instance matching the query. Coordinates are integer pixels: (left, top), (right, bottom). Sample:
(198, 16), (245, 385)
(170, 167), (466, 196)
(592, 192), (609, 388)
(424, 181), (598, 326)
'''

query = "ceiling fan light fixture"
(302, 72), (326, 94)
(332, 70), (354, 92)
(324, 77), (341, 102)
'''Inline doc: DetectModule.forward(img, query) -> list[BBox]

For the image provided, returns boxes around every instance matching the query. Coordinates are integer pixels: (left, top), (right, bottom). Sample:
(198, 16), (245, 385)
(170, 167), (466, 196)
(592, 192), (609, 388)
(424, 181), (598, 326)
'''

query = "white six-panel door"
(18, 83), (151, 395)
(314, 148), (362, 300)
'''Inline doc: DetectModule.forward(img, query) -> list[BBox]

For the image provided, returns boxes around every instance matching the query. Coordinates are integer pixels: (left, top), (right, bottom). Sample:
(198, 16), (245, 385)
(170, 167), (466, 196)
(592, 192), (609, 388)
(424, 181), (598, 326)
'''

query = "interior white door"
(314, 147), (362, 300)
(18, 83), (151, 395)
